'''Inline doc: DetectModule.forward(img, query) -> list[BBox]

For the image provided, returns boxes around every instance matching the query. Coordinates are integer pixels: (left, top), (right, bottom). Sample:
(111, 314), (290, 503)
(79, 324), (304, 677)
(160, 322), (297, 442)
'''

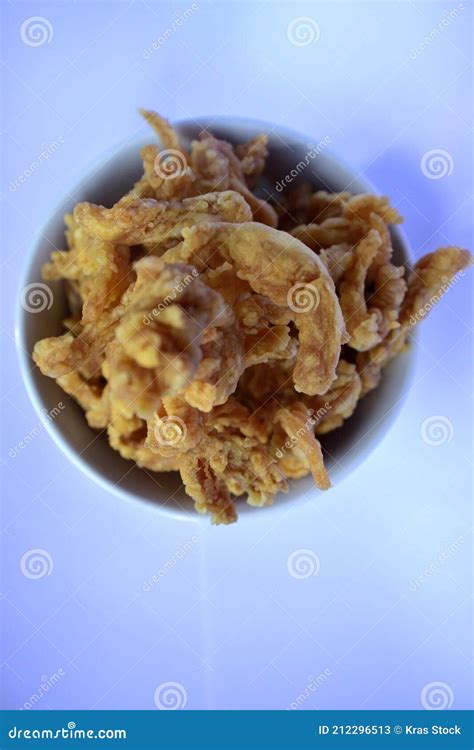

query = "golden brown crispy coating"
(106, 258), (239, 418)
(162, 221), (346, 396)
(140, 144), (196, 201)
(277, 186), (351, 230)
(190, 133), (278, 227)
(139, 109), (184, 151)
(73, 191), (252, 248)
(274, 401), (330, 489)
(179, 416), (287, 524)
(356, 247), (471, 395)
(309, 359), (362, 434)
(56, 371), (108, 429)
(234, 134), (269, 184)
(399, 247), (471, 326)
(338, 229), (384, 352)
(32, 110), (472, 524)
(33, 333), (86, 379)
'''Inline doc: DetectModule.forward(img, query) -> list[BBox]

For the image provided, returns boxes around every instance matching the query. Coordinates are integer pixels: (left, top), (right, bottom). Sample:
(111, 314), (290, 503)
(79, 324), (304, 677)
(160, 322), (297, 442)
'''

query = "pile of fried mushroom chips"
(33, 110), (471, 523)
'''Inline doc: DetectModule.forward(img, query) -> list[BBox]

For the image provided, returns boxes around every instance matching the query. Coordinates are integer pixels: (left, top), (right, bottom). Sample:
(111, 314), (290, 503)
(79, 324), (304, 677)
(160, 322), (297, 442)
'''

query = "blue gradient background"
(1, 0), (472, 712)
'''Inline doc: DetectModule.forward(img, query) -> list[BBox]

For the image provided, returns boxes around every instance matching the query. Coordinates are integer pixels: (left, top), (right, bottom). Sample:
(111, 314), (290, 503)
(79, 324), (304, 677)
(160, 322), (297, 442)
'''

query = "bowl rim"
(15, 115), (416, 524)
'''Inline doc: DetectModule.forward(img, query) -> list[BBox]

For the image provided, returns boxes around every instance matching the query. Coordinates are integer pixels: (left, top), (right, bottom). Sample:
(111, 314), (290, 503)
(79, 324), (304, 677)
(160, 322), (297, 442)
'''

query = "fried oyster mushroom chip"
(31, 111), (472, 524)
(162, 221), (346, 396)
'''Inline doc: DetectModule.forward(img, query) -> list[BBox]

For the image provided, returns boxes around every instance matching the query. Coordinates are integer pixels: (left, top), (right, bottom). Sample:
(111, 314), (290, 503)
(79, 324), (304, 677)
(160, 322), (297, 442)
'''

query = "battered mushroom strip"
(105, 257), (241, 419)
(274, 401), (330, 489)
(370, 262), (407, 340)
(107, 397), (181, 473)
(308, 360), (362, 435)
(190, 133), (278, 227)
(56, 371), (109, 429)
(319, 243), (354, 283)
(42, 216), (132, 325)
(234, 134), (269, 185)
(338, 229), (384, 352)
(139, 109), (186, 152)
(356, 247), (472, 395)
(289, 193), (402, 256)
(33, 333), (87, 379)
(146, 396), (205, 456)
(162, 222), (346, 395)
(399, 247), (471, 327)
(290, 218), (357, 252)
(140, 144), (196, 201)
(179, 400), (287, 523)
(179, 453), (237, 525)
(277, 186), (352, 230)
(73, 191), (252, 249)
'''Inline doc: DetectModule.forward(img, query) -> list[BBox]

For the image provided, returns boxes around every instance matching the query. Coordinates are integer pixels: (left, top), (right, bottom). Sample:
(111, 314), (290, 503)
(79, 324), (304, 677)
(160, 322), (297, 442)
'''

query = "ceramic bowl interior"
(16, 118), (415, 521)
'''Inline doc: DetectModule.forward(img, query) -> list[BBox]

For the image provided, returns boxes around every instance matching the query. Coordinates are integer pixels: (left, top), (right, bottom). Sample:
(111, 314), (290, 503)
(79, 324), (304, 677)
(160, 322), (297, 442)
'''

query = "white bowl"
(16, 117), (415, 522)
